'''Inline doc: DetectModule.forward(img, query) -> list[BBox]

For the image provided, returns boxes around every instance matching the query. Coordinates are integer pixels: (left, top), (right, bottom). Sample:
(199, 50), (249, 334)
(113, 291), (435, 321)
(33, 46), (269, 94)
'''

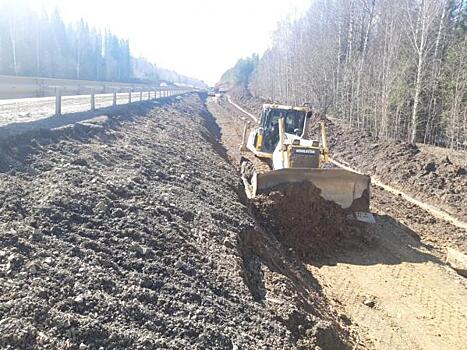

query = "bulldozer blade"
(248, 168), (370, 211)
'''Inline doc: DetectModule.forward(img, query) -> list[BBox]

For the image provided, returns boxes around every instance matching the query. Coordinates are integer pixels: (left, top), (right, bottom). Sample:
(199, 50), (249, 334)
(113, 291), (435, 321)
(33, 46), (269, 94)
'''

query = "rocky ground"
(0, 94), (354, 349)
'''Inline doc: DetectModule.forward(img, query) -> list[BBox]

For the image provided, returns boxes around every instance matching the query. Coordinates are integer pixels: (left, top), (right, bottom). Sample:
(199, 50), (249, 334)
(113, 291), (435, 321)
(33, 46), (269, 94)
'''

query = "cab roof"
(262, 103), (311, 112)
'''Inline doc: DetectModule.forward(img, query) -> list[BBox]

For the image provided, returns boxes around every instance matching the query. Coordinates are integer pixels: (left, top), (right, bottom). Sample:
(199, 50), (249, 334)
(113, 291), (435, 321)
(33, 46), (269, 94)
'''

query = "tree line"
(218, 55), (259, 90)
(233, 0), (467, 148)
(0, 2), (206, 88)
(0, 3), (132, 82)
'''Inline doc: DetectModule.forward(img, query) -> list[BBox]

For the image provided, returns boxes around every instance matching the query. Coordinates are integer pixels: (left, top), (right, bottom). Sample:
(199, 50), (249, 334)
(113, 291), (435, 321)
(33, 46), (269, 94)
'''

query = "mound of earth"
(325, 121), (467, 221)
(0, 94), (353, 349)
(252, 182), (361, 261)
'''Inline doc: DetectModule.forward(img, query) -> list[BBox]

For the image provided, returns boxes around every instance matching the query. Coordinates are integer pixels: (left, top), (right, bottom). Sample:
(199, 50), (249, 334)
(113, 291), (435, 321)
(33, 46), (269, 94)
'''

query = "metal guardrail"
(0, 75), (194, 116)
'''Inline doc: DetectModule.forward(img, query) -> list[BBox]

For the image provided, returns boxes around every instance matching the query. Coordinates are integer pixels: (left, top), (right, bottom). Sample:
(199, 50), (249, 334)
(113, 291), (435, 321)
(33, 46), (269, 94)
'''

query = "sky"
(28, 0), (311, 85)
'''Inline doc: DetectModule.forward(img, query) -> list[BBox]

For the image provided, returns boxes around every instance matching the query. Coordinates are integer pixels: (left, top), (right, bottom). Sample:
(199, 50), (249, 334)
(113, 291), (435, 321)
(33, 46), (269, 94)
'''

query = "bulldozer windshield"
(263, 109), (306, 135)
(259, 108), (307, 152)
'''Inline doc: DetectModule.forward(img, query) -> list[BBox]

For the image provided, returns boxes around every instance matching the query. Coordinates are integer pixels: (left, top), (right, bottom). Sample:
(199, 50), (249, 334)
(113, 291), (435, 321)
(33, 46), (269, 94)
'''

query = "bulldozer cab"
(259, 105), (311, 152)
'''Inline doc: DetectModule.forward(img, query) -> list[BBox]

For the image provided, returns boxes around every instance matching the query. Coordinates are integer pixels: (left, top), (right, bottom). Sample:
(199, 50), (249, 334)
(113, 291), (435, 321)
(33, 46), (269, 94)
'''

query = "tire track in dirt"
(310, 252), (467, 349)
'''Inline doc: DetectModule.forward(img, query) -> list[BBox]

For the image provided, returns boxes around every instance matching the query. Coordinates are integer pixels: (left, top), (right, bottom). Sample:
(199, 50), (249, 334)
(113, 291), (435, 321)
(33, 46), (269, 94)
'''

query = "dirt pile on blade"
(252, 181), (355, 261)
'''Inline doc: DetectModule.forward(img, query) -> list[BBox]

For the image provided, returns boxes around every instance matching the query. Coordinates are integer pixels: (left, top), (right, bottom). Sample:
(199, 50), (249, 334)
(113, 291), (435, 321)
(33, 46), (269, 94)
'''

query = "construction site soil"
(0, 94), (357, 349)
(220, 92), (467, 349)
(252, 183), (363, 262)
(326, 122), (467, 222)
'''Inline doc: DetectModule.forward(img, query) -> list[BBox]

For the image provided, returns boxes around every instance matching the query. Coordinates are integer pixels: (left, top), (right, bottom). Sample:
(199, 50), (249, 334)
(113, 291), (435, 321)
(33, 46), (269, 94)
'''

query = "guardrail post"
(113, 90), (117, 106)
(91, 90), (95, 111)
(148, 90), (151, 101)
(129, 89), (132, 104)
(55, 88), (61, 116)
(140, 88), (143, 102)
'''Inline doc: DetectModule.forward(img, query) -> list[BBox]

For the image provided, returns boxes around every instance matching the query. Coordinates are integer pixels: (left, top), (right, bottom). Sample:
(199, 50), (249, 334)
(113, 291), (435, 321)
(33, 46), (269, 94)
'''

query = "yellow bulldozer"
(239, 103), (370, 211)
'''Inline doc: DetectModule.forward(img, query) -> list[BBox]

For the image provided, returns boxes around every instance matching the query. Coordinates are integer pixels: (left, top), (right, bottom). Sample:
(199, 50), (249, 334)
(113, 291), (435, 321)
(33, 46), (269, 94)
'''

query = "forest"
(0, 3), (133, 82)
(226, 0), (467, 148)
(0, 2), (205, 88)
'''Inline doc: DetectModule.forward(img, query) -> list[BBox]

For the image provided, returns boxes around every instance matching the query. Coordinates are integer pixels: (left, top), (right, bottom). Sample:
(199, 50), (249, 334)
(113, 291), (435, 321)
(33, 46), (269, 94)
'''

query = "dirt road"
(210, 95), (467, 350)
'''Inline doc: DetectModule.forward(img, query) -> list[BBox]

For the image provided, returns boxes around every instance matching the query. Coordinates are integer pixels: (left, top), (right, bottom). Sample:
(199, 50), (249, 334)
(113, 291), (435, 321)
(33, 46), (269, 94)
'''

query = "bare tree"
(246, 0), (466, 148)
(401, 0), (443, 144)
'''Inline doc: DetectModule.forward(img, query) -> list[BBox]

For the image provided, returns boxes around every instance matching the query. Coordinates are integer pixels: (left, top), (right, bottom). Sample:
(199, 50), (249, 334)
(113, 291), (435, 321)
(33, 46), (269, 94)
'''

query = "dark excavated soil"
(251, 182), (365, 262)
(0, 94), (352, 349)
